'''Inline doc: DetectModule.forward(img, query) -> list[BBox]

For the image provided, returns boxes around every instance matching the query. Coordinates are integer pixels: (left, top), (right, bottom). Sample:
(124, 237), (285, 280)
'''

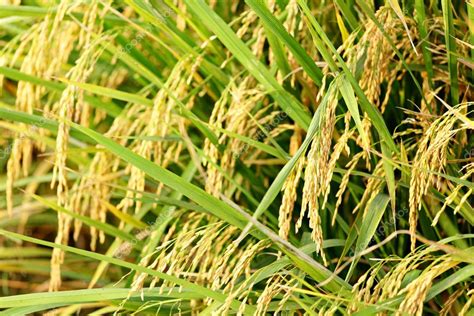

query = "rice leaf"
(184, 0), (312, 129)
(441, 0), (459, 105)
(346, 193), (390, 279)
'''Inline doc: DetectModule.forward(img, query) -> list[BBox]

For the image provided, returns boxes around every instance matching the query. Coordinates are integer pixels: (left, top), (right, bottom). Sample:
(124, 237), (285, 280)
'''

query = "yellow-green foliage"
(0, 0), (472, 315)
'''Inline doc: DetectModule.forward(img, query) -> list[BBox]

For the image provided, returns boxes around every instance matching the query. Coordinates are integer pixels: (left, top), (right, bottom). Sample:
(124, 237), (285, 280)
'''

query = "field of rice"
(0, 0), (473, 314)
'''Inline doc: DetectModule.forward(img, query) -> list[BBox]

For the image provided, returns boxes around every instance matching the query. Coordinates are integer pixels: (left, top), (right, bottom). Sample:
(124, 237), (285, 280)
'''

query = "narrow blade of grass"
(31, 194), (137, 244)
(334, 0), (359, 32)
(346, 193), (390, 280)
(441, 0), (459, 105)
(337, 75), (370, 149)
(0, 66), (122, 117)
(297, 0), (398, 154)
(414, 0), (434, 88)
(245, 0), (323, 86)
(184, 0), (312, 130)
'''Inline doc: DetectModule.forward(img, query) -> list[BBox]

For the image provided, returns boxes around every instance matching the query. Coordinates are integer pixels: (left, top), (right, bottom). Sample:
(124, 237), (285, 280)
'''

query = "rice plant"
(0, 0), (472, 314)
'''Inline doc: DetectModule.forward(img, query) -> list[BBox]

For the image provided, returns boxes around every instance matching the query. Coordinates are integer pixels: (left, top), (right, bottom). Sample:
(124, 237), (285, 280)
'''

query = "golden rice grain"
(409, 104), (469, 251)
(397, 259), (457, 316)
(278, 128), (303, 239)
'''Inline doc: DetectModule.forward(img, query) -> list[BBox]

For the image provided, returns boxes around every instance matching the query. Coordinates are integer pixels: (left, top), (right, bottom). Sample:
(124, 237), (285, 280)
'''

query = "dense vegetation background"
(0, 0), (472, 314)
